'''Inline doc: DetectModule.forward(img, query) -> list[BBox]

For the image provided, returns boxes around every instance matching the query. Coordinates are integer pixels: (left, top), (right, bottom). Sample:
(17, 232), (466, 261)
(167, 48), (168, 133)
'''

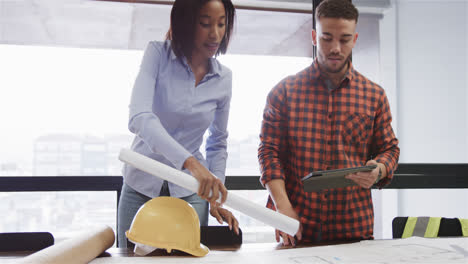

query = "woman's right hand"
(183, 156), (228, 204)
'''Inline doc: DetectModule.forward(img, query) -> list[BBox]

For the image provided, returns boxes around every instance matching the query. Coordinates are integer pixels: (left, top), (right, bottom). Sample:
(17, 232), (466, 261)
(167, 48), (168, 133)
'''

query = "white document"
(87, 237), (468, 264)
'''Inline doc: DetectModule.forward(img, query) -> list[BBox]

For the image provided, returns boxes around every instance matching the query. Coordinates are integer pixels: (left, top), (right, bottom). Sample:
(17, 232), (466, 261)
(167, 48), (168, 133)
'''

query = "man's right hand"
(266, 179), (303, 246)
(276, 205), (303, 246)
(183, 156), (227, 204)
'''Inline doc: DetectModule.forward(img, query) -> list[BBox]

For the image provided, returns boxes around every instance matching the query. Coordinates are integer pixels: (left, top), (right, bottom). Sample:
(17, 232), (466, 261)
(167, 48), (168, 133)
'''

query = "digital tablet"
(301, 165), (377, 192)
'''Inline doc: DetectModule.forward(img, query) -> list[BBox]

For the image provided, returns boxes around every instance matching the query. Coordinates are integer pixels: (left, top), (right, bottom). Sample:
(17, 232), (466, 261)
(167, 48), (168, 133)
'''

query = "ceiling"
(0, 0), (390, 57)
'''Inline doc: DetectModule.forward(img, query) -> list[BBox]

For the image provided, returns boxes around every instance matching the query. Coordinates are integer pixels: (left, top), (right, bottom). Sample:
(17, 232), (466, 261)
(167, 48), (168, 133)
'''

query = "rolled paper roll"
(17, 225), (115, 264)
(119, 148), (300, 236)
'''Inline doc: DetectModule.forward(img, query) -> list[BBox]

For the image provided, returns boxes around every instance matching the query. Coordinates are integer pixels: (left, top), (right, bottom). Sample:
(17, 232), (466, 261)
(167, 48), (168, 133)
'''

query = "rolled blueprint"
(17, 225), (115, 264)
(119, 148), (300, 236)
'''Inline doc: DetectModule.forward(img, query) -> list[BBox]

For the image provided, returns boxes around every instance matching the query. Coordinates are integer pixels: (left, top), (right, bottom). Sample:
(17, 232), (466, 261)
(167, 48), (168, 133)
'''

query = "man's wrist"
(266, 180), (291, 210)
(375, 166), (382, 184)
(275, 199), (294, 211)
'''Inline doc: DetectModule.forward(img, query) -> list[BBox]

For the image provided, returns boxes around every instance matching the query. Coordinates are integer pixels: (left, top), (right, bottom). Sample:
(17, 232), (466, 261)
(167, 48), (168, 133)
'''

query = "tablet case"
(301, 165), (377, 192)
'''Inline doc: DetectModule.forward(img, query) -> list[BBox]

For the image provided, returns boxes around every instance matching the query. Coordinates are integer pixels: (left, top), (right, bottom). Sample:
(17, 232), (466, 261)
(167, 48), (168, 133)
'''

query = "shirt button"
(328, 114), (332, 119)
(328, 140), (332, 145)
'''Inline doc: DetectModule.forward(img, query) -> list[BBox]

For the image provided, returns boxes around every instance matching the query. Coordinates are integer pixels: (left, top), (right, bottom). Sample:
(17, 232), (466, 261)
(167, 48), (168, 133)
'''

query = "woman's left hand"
(210, 203), (240, 235)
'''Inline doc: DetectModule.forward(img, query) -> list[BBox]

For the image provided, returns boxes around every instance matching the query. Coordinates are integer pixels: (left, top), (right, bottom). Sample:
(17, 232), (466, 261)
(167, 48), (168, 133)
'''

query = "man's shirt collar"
(309, 58), (356, 90)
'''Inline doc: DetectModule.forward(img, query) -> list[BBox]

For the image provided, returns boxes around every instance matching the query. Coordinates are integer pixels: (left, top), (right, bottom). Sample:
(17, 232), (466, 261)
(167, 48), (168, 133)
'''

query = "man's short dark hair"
(166, 0), (235, 60)
(316, 0), (359, 23)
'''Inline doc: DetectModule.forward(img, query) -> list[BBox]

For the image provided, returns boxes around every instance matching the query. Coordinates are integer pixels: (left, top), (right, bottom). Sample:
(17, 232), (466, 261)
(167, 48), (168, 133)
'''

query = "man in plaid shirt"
(258, 0), (400, 246)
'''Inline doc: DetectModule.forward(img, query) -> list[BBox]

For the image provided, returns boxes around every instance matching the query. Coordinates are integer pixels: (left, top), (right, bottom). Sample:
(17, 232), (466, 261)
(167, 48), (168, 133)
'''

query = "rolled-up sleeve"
(258, 81), (288, 186)
(372, 90), (400, 187)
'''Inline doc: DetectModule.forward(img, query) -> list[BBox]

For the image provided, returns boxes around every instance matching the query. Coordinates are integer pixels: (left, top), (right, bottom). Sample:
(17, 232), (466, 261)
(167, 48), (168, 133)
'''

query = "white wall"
(368, 0), (468, 239)
(394, 0), (468, 226)
(397, 0), (467, 163)
(353, 14), (382, 85)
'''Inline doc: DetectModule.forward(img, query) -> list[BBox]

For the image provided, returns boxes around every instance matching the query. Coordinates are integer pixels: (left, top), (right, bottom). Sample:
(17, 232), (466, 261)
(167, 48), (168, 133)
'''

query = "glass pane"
(0, 191), (117, 245)
(0, 2), (313, 177)
(0, 44), (311, 177)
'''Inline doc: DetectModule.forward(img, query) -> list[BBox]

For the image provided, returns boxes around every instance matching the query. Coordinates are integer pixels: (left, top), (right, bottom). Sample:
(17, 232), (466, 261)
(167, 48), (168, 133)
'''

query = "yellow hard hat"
(126, 196), (209, 257)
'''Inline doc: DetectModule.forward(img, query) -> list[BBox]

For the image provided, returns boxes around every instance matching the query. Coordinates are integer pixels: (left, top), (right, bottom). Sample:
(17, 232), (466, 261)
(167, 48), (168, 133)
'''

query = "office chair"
(0, 232), (54, 252)
(392, 216), (468, 238)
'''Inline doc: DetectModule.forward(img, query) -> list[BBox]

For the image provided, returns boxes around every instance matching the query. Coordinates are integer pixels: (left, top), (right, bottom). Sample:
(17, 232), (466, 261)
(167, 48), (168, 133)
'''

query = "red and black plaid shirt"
(258, 60), (400, 242)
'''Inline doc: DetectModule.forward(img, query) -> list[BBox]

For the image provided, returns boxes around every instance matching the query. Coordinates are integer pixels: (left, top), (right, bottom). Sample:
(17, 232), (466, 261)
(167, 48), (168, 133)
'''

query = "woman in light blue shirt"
(118, 0), (238, 247)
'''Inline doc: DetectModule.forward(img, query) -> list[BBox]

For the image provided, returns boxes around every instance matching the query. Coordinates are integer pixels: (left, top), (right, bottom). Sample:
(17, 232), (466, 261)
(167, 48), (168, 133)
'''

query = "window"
(0, 1), (312, 243)
(6, 0), (465, 244)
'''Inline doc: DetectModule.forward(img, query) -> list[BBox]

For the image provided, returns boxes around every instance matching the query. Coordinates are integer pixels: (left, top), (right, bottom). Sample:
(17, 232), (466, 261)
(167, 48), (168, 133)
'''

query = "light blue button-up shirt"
(124, 40), (232, 198)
